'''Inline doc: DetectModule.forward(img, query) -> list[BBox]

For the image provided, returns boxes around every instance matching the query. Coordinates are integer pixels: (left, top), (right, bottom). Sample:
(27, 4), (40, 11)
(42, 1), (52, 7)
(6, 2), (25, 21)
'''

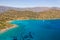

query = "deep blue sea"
(0, 19), (60, 40)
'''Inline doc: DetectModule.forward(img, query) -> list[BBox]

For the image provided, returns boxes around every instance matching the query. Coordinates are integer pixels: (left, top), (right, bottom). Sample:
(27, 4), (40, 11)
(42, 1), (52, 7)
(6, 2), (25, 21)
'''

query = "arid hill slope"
(0, 9), (60, 30)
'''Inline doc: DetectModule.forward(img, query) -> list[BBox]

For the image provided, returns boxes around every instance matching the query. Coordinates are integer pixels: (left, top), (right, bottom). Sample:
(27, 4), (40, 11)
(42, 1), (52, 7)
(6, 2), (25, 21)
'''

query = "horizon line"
(0, 5), (60, 8)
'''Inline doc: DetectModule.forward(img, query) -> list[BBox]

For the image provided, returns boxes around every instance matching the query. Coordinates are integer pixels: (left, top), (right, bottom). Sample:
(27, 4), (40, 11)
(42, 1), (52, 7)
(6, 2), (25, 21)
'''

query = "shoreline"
(6, 20), (13, 23)
(0, 25), (17, 33)
(0, 20), (17, 33)
(0, 18), (60, 33)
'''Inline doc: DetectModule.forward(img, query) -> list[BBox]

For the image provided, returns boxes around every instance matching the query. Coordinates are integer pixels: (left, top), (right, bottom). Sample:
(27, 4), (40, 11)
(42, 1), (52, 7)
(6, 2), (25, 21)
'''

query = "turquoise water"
(0, 19), (60, 40)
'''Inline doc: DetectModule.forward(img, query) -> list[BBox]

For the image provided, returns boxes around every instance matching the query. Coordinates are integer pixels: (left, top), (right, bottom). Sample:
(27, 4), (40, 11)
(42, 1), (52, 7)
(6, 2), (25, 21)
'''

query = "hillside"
(0, 7), (60, 31)
(0, 9), (60, 20)
(37, 9), (60, 19)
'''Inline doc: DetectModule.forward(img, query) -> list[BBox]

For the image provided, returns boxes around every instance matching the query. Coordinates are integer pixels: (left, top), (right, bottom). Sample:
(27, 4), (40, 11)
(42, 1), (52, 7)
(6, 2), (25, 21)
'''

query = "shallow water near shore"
(0, 19), (60, 40)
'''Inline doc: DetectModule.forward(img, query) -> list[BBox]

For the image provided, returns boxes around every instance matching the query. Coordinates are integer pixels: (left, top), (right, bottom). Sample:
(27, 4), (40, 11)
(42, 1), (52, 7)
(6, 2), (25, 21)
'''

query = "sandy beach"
(6, 20), (13, 23)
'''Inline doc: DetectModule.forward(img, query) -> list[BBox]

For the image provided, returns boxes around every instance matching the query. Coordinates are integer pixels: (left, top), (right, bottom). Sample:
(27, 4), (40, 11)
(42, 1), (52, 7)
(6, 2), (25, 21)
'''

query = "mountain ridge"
(0, 6), (60, 13)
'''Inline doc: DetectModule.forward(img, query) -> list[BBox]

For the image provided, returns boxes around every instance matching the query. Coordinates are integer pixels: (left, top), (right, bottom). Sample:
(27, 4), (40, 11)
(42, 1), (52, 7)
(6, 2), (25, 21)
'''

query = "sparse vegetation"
(0, 9), (60, 30)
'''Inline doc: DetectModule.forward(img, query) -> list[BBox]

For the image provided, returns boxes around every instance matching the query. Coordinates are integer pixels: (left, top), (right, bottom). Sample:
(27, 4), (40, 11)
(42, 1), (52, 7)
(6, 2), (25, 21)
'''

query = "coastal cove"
(0, 19), (60, 40)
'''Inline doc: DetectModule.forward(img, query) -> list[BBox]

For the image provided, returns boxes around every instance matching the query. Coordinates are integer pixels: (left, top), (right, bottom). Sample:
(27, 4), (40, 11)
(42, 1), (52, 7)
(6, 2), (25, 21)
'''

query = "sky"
(0, 0), (60, 8)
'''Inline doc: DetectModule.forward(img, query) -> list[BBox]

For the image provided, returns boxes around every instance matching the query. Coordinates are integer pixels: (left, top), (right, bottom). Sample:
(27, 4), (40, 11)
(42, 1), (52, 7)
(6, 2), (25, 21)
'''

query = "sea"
(0, 19), (60, 40)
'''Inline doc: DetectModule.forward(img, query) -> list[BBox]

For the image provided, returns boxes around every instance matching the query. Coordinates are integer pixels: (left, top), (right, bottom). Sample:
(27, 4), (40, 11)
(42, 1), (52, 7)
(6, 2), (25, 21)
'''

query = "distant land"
(0, 6), (60, 32)
(0, 6), (60, 12)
